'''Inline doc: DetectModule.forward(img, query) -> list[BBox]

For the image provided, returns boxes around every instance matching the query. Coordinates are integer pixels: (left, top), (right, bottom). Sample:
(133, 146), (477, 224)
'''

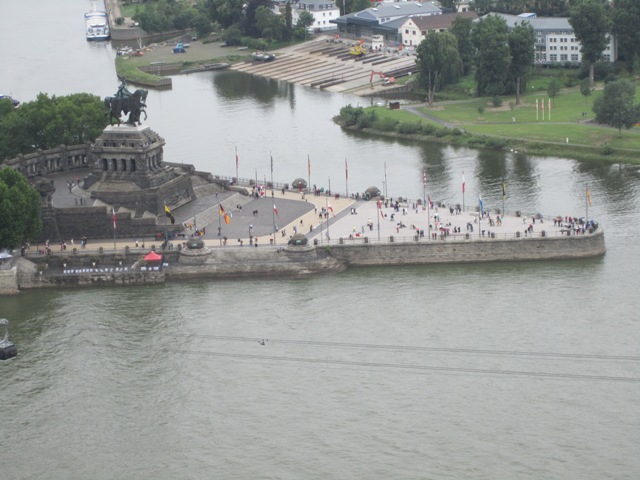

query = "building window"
(571, 54), (578, 61)
(561, 54), (567, 61)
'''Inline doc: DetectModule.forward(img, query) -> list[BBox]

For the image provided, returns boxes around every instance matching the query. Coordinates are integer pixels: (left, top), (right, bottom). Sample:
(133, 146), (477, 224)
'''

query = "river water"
(1, 1), (639, 479)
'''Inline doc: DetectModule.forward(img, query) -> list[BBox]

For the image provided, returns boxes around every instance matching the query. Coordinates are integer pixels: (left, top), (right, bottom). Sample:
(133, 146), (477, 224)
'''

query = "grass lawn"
(463, 122), (640, 149)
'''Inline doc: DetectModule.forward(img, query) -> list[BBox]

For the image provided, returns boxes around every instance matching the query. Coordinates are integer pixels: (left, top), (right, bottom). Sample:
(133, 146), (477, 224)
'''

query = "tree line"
(416, 0), (640, 131)
(0, 93), (107, 161)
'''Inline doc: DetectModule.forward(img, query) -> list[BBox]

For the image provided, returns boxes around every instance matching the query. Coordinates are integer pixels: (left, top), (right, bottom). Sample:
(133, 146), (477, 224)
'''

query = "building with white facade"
(400, 11), (477, 47)
(295, 0), (340, 32)
(480, 13), (616, 66)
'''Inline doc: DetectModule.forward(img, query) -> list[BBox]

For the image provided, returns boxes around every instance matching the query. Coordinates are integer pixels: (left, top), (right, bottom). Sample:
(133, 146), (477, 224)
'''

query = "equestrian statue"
(104, 78), (148, 126)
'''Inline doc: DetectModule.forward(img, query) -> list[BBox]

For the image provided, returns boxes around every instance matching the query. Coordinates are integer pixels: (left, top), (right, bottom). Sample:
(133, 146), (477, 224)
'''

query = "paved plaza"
(42, 170), (588, 254)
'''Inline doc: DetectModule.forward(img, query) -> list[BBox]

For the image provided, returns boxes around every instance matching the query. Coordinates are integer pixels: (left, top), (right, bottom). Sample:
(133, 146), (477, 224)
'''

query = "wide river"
(1, 1), (639, 479)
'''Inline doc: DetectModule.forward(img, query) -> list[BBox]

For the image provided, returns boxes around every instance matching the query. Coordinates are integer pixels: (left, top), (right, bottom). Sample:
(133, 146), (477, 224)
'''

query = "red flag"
(428, 195), (433, 208)
(462, 171), (466, 194)
(112, 207), (117, 230)
(377, 199), (384, 219)
(327, 205), (334, 217)
(235, 147), (238, 169)
(273, 204), (279, 218)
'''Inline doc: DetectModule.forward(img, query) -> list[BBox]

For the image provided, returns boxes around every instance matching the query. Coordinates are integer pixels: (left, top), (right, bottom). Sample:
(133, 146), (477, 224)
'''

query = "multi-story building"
(295, 0), (340, 33)
(481, 13), (616, 66)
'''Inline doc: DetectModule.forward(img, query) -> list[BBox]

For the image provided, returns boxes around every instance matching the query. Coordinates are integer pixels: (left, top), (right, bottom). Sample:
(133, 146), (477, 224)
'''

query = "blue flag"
(479, 195), (484, 214)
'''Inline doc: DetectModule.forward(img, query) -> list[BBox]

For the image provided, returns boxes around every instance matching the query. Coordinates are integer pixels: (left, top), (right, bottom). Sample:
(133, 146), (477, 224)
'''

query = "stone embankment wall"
(0, 230), (605, 294)
(327, 230), (606, 266)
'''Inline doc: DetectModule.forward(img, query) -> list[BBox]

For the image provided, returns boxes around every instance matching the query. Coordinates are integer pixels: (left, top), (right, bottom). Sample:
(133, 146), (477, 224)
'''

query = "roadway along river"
(1, 1), (639, 479)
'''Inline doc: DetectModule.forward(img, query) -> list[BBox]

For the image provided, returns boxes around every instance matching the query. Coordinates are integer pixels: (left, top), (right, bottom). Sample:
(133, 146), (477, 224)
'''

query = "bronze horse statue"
(104, 81), (148, 126)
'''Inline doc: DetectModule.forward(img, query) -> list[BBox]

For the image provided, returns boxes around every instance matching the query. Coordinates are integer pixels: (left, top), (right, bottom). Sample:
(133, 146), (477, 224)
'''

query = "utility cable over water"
(88, 330), (640, 383)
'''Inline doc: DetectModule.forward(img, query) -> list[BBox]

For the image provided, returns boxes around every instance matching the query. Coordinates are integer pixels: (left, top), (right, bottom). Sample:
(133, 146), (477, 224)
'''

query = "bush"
(115, 17), (124, 26)
(421, 123), (436, 135)
(508, 101), (515, 111)
(602, 144), (615, 156)
(492, 96), (503, 108)
(374, 117), (398, 132)
(477, 104), (485, 115)
(355, 110), (376, 128)
(396, 122), (422, 134)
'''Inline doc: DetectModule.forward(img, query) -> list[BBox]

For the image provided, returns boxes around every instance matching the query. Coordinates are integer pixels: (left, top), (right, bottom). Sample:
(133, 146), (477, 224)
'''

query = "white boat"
(85, 10), (110, 41)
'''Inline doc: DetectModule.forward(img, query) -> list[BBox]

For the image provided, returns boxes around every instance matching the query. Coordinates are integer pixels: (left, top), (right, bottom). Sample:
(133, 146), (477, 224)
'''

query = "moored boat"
(85, 10), (110, 41)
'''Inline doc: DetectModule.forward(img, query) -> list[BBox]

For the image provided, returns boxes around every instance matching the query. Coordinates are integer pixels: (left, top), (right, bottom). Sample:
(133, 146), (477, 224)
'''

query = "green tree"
(580, 77), (592, 105)
(297, 10), (315, 36)
(610, 0), (640, 72)
(243, 0), (273, 37)
(471, 14), (511, 97)
(0, 167), (41, 249)
(547, 77), (561, 101)
(592, 79), (640, 135)
(450, 16), (475, 76)
(416, 32), (463, 107)
(508, 21), (534, 105)
(204, 0), (244, 29)
(0, 93), (106, 161)
(284, 2), (293, 40)
(352, 0), (370, 12)
(569, 0), (611, 86)
(255, 6), (285, 43)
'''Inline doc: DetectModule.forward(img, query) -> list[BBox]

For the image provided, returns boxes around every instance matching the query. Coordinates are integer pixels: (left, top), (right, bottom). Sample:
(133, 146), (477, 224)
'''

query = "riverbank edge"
(334, 118), (638, 166)
(0, 230), (606, 295)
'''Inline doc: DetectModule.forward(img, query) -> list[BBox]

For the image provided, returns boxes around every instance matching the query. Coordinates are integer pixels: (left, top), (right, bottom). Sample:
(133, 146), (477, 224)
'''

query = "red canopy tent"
(143, 251), (163, 262)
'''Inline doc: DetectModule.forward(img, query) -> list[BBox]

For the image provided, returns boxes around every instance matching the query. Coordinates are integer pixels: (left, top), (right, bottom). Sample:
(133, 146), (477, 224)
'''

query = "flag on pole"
(479, 194), (484, 214)
(273, 204), (279, 218)
(164, 205), (175, 224)
(307, 154), (310, 177)
(235, 146), (238, 169)
(328, 205), (335, 217)
(112, 207), (117, 230)
(345, 158), (348, 181)
(462, 171), (466, 194)
(423, 167), (427, 188)
(428, 195), (433, 208)
(377, 199), (384, 219)
(502, 178), (506, 199)
(270, 155), (273, 175)
(586, 185), (592, 206)
(219, 205), (231, 224)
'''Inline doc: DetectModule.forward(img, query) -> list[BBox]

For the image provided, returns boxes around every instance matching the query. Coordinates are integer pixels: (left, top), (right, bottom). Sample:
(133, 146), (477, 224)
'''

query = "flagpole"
(326, 176), (331, 241)
(423, 167), (428, 240)
(218, 203), (222, 246)
(586, 184), (589, 224)
(377, 199), (380, 242)
(502, 177), (506, 217)
(462, 171), (466, 212)
(271, 154), (276, 245)
(307, 154), (311, 195)
(113, 209), (117, 251)
(345, 158), (349, 198)
(478, 195), (482, 238)
(384, 162), (388, 198)
(235, 146), (239, 186)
